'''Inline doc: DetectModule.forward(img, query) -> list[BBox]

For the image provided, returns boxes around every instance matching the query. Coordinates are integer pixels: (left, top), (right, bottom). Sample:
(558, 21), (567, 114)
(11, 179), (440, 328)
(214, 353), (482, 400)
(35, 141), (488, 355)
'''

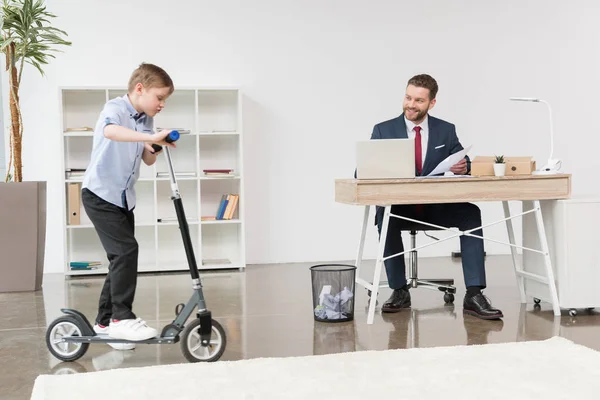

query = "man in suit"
(372, 74), (503, 320)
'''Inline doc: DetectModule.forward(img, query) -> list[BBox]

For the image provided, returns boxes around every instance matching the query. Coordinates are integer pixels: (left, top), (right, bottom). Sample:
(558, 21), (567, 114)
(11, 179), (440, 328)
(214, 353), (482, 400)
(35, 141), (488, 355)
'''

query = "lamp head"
(509, 97), (540, 102)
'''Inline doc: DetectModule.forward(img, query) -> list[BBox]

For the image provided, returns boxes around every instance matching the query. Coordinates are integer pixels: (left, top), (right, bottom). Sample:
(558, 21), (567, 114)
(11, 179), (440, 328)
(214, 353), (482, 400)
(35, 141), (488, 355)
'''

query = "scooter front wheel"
(180, 318), (226, 362)
(46, 316), (89, 362)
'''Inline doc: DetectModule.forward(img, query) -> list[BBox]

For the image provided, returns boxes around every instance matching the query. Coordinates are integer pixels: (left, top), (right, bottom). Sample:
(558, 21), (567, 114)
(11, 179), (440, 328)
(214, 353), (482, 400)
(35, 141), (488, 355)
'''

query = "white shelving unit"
(59, 87), (246, 277)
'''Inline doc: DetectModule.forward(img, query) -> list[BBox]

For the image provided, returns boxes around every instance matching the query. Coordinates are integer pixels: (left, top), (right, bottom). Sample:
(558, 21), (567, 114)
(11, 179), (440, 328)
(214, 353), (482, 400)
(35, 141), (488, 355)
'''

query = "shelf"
(201, 219), (241, 225)
(157, 220), (200, 226)
(156, 176), (198, 181)
(201, 262), (243, 270)
(67, 266), (109, 276)
(64, 131), (94, 137)
(200, 175), (240, 180)
(65, 177), (156, 183)
(61, 87), (245, 276)
(63, 130), (240, 137)
(67, 222), (156, 229)
(66, 262), (159, 276)
(196, 131), (239, 136)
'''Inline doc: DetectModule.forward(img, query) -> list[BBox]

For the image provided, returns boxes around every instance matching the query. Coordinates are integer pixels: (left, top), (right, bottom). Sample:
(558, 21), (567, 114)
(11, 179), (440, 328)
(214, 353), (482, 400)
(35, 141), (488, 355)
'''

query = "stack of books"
(70, 261), (101, 270)
(203, 169), (235, 177)
(203, 194), (239, 220)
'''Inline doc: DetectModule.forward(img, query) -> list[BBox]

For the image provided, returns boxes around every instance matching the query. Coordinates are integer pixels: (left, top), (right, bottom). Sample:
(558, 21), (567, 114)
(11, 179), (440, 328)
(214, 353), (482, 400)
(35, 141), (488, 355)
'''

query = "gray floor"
(2, 255), (600, 399)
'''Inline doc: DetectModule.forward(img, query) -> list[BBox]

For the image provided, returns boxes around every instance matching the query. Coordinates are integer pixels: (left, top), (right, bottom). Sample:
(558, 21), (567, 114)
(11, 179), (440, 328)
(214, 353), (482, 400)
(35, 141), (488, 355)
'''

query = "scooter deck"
(63, 333), (179, 345)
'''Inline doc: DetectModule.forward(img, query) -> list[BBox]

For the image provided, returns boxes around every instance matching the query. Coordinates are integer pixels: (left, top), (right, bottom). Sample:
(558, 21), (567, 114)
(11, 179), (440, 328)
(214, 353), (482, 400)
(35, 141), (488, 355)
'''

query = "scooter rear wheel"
(46, 316), (89, 362)
(180, 318), (226, 362)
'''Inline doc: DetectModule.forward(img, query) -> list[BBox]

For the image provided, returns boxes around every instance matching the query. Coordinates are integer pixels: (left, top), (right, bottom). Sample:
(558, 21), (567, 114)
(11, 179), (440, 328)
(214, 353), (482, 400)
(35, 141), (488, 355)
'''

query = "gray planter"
(0, 181), (47, 292)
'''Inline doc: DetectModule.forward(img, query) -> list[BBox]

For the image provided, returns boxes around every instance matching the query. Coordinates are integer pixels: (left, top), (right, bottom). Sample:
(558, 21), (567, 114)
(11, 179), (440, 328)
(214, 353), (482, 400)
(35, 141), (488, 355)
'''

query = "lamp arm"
(538, 99), (554, 161)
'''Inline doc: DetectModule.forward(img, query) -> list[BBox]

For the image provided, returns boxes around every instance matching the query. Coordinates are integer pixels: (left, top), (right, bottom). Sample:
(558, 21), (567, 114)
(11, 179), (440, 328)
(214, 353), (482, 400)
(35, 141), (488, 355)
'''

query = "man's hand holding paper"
(426, 145), (472, 176)
(450, 158), (468, 175)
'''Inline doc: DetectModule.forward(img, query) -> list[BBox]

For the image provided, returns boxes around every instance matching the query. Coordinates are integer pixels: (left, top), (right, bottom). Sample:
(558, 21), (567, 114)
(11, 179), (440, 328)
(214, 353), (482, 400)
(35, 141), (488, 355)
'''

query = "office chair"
(406, 227), (456, 304)
(368, 223), (457, 304)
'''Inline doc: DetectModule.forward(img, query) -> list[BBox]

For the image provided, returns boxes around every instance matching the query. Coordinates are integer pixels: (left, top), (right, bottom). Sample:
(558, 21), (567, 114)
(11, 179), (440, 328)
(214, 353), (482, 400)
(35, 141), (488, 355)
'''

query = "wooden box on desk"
(471, 156), (536, 176)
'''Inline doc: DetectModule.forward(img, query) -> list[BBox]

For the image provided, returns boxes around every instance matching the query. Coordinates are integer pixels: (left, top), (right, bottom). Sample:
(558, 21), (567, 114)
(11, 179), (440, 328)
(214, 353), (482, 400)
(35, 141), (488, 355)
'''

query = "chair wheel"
(569, 309), (577, 317)
(534, 298), (541, 304)
(444, 293), (454, 304)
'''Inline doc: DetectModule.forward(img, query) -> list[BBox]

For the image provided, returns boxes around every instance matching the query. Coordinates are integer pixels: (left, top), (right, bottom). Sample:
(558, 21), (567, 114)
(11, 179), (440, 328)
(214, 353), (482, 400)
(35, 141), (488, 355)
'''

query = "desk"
(335, 174), (572, 324)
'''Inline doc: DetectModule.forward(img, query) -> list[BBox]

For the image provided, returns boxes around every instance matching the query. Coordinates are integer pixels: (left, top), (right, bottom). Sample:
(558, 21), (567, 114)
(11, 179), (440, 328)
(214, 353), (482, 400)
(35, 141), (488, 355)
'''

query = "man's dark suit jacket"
(362, 113), (471, 226)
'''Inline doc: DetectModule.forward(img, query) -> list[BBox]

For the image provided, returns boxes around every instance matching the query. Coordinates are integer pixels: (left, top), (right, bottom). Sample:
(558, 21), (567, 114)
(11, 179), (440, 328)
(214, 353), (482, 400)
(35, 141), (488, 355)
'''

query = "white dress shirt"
(404, 114), (428, 169)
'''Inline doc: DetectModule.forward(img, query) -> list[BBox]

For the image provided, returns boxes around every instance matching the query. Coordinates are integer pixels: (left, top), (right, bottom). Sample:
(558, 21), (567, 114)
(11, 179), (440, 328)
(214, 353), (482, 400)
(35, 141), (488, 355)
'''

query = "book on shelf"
(156, 171), (197, 178)
(216, 194), (239, 220)
(70, 261), (101, 270)
(203, 169), (234, 177)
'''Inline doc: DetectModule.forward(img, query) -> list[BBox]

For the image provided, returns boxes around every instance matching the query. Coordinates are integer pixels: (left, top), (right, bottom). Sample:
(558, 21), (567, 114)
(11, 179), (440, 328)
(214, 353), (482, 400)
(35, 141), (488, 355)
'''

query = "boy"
(82, 63), (176, 349)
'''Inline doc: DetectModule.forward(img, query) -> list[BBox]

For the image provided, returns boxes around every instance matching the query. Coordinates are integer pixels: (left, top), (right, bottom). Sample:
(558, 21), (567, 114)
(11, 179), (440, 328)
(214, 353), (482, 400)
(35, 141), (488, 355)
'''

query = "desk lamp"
(509, 97), (562, 174)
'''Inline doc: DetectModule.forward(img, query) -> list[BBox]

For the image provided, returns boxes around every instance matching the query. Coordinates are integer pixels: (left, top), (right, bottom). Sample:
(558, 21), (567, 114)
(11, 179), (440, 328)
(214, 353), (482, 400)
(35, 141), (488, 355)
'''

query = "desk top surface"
(336, 174), (571, 185)
(335, 174), (571, 205)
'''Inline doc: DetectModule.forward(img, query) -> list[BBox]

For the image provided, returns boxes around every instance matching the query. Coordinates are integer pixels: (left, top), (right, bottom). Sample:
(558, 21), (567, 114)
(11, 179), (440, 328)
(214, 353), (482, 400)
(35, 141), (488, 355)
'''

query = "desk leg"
(533, 200), (561, 317)
(367, 205), (390, 325)
(503, 201), (527, 304)
(355, 206), (370, 284)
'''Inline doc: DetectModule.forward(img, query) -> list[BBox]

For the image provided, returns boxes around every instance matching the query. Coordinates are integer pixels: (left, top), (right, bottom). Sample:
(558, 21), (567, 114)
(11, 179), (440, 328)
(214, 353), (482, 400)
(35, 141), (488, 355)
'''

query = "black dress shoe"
(463, 293), (503, 320)
(382, 288), (411, 313)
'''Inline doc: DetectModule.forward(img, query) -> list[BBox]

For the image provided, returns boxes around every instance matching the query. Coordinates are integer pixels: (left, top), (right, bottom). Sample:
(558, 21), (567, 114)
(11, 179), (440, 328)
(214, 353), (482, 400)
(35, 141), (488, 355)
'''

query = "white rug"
(31, 337), (600, 400)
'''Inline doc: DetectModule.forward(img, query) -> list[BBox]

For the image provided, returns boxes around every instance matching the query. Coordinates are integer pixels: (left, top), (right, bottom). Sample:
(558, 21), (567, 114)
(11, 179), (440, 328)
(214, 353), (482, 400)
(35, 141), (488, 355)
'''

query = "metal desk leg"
(367, 205), (391, 324)
(533, 200), (561, 317)
(355, 206), (370, 287)
(503, 201), (527, 304)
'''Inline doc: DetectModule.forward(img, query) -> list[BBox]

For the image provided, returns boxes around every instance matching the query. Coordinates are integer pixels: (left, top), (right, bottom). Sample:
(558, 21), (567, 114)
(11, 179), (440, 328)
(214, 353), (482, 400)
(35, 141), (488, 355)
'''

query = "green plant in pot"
(0, 0), (71, 292)
(494, 155), (506, 177)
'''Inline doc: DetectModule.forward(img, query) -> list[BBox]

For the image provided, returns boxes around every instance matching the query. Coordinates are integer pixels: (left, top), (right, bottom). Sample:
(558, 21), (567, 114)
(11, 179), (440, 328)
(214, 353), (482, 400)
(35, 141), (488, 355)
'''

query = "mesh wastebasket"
(310, 264), (356, 322)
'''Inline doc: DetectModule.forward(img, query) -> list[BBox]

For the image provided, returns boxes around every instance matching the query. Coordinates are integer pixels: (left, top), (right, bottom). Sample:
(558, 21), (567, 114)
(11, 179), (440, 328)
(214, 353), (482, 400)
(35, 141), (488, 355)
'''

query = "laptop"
(356, 138), (415, 179)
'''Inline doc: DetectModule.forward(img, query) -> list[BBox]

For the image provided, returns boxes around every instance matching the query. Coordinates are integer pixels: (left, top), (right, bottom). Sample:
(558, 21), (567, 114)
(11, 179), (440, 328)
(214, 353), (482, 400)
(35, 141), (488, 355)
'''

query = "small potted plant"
(494, 155), (506, 177)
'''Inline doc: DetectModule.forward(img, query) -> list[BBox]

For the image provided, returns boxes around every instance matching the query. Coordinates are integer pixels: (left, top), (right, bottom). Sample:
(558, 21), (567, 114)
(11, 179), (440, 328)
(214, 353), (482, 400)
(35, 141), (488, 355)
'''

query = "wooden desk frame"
(335, 175), (572, 324)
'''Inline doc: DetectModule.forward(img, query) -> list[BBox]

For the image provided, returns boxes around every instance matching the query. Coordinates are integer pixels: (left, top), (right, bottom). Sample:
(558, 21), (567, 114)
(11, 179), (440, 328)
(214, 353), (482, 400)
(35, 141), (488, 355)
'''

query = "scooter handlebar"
(151, 130), (180, 153)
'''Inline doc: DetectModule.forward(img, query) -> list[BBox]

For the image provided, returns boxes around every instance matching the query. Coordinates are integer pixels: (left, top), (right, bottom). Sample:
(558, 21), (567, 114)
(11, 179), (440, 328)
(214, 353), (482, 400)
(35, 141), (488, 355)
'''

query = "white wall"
(5, 0), (599, 273)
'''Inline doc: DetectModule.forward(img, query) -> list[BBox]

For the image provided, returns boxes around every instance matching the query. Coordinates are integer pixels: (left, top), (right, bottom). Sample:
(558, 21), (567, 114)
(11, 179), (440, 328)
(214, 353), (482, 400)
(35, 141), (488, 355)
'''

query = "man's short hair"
(128, 63), (174, 95)
(407, 74), (438, 100)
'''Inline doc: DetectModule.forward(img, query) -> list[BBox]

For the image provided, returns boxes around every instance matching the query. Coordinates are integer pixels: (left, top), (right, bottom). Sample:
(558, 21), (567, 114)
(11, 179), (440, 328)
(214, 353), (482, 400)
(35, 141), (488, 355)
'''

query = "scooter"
(45, 130), (226, 363)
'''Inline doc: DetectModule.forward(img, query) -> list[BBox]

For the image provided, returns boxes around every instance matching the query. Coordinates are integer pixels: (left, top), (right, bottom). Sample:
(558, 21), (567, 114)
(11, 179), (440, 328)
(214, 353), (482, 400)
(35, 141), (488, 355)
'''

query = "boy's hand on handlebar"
(145, 143), (161, 155)
(152, 130), (177, 147)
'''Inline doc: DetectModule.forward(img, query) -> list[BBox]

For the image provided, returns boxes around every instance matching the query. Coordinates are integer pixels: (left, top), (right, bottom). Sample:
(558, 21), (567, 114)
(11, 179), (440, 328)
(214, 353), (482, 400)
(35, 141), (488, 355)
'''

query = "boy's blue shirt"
(82, 94), (154, 210)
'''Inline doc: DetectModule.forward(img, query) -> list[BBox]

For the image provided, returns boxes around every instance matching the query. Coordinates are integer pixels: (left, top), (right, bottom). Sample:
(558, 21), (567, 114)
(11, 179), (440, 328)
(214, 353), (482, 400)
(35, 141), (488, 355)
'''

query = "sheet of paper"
(426, 145), (472, 176)
(416, 174), (473, 179)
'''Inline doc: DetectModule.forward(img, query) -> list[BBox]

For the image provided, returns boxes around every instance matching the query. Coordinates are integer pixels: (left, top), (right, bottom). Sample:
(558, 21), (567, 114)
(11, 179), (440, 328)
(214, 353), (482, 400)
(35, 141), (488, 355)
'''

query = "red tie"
(414, 126), (424, 215)
(414, 126), (422, 175)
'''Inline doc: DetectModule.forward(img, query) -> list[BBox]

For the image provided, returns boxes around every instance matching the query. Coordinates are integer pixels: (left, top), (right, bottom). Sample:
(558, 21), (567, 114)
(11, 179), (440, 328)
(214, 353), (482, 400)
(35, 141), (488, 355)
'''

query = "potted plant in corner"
(0, 0), (71, 292)
(494, 155), (506, 177)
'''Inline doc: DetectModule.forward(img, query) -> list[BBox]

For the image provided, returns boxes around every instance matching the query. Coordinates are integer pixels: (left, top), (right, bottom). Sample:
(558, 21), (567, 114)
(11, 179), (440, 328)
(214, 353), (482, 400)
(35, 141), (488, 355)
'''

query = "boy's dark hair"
(128, 63), (174, 94)
(407, 74), (438, 100)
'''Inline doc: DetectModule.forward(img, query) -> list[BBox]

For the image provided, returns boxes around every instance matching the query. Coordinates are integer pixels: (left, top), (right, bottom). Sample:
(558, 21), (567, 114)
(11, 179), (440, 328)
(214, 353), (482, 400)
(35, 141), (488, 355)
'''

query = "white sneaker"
(93, 324), (136, 350)
(109, 318), (158, 341)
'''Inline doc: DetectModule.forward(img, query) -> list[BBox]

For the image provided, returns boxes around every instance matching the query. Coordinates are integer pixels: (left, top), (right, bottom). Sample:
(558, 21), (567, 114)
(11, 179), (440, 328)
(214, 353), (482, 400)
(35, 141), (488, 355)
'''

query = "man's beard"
(403, 106), (427, 122)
